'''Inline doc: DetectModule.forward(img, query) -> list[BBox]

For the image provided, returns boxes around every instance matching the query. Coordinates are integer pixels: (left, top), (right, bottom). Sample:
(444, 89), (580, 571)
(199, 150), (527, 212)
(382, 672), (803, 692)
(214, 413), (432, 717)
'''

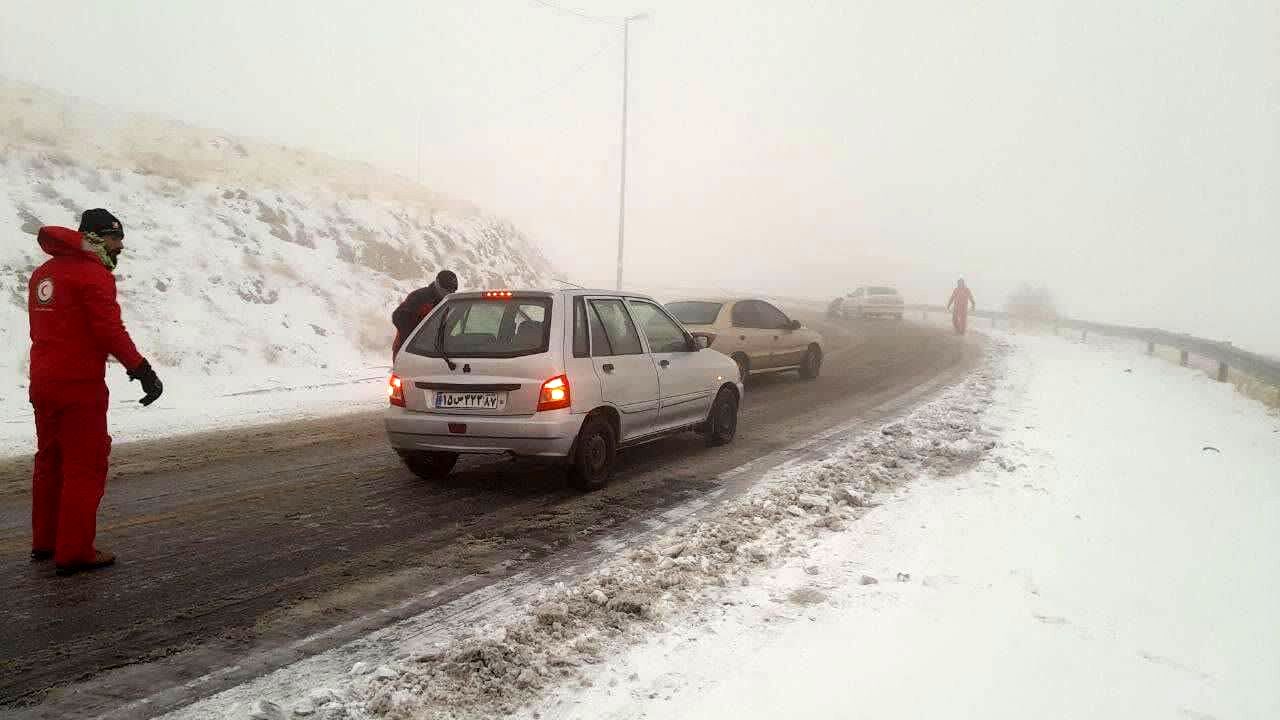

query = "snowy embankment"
(0, 77), (554, 455)
(183, 330), (1280, 720)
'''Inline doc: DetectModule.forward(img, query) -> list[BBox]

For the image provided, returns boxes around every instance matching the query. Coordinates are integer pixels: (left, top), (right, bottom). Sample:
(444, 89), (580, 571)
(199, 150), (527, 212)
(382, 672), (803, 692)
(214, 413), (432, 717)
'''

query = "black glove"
(128, 360), (164, 407)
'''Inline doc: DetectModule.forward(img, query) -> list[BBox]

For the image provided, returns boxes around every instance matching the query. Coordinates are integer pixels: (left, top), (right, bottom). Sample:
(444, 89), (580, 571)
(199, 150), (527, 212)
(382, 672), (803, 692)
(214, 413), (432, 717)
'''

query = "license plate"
(434, 391), (507, 410)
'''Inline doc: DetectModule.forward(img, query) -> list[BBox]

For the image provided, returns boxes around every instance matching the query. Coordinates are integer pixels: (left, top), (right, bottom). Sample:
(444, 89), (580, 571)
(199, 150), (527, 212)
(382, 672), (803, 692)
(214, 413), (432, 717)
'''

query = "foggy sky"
(2, 0), (1277, 353)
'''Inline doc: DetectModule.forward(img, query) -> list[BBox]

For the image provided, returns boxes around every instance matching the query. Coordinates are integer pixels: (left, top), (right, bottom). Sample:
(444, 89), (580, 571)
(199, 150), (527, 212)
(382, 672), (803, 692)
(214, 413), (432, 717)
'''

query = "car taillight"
(537, 374), (571, 412)
(388, 374), (406, 407)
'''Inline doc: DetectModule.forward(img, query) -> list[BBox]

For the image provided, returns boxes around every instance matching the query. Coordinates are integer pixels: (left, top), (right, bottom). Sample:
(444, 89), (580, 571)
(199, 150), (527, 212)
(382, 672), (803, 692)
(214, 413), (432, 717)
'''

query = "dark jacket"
(28, 226), (145, 387)
(391, 282), (449, 352)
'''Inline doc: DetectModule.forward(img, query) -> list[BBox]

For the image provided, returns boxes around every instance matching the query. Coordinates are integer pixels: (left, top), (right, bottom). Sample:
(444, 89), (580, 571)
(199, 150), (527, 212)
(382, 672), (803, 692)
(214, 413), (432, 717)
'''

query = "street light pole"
(615, 13), (648, 290)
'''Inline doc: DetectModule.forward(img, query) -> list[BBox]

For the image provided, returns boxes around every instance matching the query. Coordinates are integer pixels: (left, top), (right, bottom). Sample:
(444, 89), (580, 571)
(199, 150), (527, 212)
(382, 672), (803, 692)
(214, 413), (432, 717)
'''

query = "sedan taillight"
(389, 374), (406, 407)
(537, 375), (571, 412)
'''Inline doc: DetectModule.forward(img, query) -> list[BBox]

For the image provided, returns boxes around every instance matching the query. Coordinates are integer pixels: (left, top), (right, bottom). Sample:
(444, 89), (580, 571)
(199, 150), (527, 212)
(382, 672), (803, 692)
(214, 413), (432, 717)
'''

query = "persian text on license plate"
(434, 391), (507, 410)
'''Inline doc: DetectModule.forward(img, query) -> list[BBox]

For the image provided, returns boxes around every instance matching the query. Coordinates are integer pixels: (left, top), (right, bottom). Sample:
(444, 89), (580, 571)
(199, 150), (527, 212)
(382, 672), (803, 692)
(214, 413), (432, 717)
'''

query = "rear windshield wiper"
(435, 306), (458, 371)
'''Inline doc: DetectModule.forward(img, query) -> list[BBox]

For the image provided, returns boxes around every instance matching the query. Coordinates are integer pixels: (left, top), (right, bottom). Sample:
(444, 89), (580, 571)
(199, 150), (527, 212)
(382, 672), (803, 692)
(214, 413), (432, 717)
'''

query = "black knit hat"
(436, 270), (459, 292)
(79, 208), (124, 237)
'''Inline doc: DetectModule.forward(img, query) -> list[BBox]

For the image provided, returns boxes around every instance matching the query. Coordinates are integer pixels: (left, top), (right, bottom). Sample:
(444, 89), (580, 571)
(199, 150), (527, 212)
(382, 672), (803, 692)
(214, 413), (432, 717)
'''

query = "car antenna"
(553, 278), (586, 290)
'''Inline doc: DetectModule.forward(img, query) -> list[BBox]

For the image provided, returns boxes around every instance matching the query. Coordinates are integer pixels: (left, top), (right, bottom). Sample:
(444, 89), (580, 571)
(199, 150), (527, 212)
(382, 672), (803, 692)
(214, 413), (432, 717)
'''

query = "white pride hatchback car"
(385, 289), (743, 490)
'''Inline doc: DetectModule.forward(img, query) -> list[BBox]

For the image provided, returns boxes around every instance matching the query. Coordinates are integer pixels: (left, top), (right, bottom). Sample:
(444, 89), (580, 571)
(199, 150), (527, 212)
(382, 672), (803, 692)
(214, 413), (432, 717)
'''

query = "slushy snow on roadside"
(518, 332), (1280, 720)
(204, 342), (1003, 720)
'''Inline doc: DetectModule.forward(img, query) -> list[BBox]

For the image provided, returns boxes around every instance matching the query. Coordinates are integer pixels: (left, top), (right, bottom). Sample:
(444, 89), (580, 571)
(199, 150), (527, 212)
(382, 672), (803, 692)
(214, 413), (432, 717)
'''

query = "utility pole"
(615, 13), (649, 290)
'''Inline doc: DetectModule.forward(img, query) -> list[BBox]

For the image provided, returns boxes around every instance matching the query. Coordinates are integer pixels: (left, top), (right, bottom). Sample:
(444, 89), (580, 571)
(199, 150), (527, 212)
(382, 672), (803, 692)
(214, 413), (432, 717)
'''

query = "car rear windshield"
(404, 297), (552, 358)
(868, 287), (899, 295)
(665, 301), (723, 326)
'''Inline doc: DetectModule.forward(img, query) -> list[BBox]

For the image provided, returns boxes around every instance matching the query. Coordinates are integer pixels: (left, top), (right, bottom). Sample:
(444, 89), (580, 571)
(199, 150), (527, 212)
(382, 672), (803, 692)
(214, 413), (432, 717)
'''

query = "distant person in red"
(28, 209), (163, 576)
(391, 270), (459, 358)
(946, 278), (976, 335)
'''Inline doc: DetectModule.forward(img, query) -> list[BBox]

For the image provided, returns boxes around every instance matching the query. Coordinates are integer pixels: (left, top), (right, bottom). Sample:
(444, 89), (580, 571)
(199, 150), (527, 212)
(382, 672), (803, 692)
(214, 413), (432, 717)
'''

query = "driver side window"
(732, 300), (762, 328)
(758, 302), (791, 330)
(628, 300), (691, 353)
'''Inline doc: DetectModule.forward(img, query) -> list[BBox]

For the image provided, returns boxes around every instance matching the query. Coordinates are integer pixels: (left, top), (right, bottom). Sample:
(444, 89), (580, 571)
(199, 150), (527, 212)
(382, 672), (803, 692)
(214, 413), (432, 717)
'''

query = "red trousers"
(952, 310), (968, 335)
(31, 381), (111, 566)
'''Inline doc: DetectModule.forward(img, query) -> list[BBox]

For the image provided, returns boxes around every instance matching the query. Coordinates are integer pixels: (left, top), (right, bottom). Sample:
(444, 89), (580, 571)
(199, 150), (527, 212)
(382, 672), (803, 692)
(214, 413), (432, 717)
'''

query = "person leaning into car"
(391, 269), (459, 359)
(27, 209), (164, 576)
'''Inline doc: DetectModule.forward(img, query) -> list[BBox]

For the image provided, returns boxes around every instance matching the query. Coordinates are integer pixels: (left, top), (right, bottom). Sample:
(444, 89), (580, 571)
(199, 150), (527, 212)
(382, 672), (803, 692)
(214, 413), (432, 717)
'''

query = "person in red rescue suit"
(28, 209), (164, 576)
(946, 278), (977, 335)
(390, 270), (459, 358)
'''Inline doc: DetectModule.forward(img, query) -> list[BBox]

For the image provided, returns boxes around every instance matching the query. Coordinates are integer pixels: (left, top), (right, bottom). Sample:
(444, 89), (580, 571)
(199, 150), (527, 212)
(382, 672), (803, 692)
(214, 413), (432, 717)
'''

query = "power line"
(496, 35), (616, 115)
(453, 34), (614, 129)
(529, 0), (619, 25)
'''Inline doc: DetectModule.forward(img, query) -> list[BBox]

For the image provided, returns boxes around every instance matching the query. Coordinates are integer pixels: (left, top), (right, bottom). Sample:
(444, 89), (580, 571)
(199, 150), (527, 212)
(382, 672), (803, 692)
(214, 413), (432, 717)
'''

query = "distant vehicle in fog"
(666, 298), (824, 383)
(845, 286), (904, 320)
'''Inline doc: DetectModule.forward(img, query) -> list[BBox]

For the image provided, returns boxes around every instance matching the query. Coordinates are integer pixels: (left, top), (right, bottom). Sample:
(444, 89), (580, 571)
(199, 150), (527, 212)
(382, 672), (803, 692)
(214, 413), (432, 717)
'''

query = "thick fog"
(2, 1), (1277, 353)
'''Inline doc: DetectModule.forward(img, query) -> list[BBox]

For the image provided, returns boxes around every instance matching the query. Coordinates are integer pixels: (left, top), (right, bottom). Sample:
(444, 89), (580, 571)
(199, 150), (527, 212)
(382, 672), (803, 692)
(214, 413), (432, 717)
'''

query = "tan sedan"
(666, 298), (824, 382)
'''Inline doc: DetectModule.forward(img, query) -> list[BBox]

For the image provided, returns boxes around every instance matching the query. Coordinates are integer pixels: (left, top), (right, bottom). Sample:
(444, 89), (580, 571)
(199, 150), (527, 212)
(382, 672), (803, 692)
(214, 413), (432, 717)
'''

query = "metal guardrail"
(903, 304), (1280, 387)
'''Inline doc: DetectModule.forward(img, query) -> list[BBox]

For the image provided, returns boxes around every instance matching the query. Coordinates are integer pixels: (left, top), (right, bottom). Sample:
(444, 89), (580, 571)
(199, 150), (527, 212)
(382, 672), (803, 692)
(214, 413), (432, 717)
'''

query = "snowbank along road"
(0, 316), (979, 719)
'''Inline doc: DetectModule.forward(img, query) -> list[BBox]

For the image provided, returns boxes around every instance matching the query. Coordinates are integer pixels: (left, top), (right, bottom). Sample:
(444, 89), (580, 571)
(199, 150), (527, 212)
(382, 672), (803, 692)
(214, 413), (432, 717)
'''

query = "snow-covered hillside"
(0, 77), (555, 394)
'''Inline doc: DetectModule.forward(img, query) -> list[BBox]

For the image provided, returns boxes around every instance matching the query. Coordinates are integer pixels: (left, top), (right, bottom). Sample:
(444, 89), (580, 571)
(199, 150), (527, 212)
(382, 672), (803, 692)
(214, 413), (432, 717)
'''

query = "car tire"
(397, 450), (459, 481)
(568, 415), (616, 491)
(799, 345), (823, 380)
(731, 353), (750, 386)
(705, 386), (740, 447)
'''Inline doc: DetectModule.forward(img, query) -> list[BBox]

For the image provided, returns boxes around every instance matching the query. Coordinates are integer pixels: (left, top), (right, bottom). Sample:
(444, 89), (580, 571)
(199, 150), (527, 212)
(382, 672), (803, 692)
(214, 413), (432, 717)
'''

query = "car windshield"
(404, 297), (551, 358)
(666, 301), (723, 326)
(868, 287), (898, 296)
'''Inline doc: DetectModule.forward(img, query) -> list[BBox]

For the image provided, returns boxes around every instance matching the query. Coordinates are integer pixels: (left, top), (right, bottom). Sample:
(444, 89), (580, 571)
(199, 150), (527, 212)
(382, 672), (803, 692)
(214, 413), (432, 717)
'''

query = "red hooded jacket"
(28, 226), (145, 387)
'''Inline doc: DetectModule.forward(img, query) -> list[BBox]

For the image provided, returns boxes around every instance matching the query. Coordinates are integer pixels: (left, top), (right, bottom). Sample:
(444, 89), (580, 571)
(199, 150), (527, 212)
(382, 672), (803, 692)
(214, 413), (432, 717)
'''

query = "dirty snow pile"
(0, 77), (554, 452)
(230, 350), (1003, 720)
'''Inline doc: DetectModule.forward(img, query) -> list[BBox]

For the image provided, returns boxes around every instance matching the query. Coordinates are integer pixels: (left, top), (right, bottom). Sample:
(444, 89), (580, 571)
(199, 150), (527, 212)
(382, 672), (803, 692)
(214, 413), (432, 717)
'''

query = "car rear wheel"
(799, 345), (823, 380)
(397, 450), (459, 481)
(705, 387), (740, 447)
(568, 415), (616, 491)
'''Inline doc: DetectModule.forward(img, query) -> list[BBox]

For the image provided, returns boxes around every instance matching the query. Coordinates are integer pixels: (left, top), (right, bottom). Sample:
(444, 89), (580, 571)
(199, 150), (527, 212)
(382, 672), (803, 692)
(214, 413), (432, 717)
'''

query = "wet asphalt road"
(0, 317), (979, 718)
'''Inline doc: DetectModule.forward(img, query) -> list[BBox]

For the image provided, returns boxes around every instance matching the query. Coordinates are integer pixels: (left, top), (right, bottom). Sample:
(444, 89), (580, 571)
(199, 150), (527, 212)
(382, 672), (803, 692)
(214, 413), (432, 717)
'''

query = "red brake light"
(388, 374), (406, 407)
(483, 290), (515, 300)
(537, 374), (571, 412)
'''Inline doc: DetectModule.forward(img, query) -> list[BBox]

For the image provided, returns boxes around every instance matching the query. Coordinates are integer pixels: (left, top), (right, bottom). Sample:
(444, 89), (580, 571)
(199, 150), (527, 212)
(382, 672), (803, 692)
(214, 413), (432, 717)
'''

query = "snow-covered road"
(526, 332), (1280, 720)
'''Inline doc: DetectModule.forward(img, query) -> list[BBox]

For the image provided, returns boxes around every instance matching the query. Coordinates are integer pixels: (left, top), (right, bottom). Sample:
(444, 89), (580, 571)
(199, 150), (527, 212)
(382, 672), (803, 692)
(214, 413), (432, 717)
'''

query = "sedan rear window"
(405, 297), (551, 358)
(666, 301), (723, 326)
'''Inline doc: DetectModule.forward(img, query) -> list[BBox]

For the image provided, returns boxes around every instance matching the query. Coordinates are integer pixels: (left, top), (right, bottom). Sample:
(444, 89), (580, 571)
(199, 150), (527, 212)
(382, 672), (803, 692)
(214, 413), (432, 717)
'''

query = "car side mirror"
(691, 332), (714, 350)
(787, 320), (802, 331)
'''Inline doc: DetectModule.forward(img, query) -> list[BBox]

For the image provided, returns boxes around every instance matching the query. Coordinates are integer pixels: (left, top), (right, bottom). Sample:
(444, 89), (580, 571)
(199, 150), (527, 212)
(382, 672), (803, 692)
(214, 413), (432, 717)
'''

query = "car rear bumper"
(384, 406), (583, 458)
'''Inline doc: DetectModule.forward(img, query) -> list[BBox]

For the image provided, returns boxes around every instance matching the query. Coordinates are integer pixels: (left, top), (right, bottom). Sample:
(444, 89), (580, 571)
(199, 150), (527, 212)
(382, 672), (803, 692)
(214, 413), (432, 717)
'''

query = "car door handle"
(659, 359), (670, 368)
(602, 363), (614, 373)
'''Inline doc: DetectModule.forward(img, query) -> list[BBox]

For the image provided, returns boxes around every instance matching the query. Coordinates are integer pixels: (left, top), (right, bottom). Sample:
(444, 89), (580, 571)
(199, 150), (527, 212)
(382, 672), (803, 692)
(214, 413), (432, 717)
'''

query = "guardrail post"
(1217, 361), (1229, 382)
(1146, 341), (1154, 355)
(1179, 350), (1189, 367)
(922, 311), (927, 321)
(1081, 329), (1088, 342)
